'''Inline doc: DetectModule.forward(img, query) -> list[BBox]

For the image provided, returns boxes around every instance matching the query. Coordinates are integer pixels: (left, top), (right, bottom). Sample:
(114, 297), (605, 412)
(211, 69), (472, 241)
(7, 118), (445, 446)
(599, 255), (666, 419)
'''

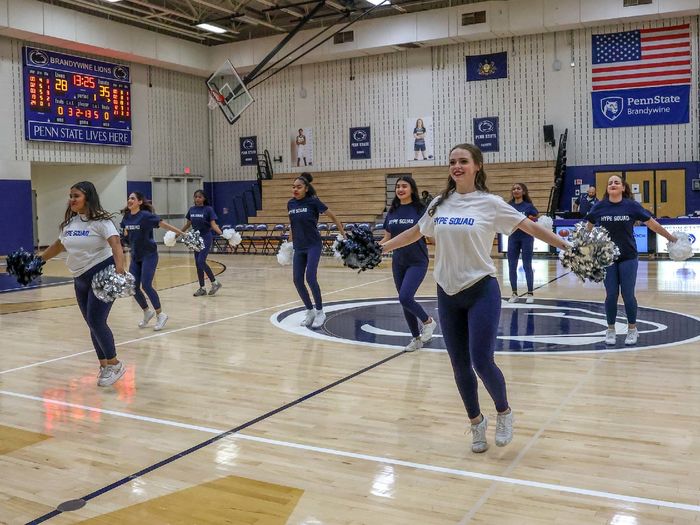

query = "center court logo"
(272, 297), (700, 353)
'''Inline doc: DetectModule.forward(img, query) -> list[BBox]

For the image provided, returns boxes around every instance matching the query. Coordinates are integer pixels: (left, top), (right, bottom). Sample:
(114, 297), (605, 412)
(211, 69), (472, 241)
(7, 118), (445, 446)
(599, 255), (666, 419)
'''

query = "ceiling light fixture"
(196, 22), (227, 34)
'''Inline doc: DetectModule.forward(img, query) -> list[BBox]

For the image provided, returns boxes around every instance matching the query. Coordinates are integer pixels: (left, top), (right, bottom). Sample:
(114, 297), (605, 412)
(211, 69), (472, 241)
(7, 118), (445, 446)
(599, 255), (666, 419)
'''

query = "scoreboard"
(23, 47), (131, 147)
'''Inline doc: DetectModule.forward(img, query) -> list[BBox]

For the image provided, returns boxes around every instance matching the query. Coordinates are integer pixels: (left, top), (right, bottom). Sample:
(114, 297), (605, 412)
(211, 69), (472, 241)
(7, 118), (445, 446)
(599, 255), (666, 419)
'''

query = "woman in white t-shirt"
(381, 144), (569, 453)
(39, 181), (127, 387)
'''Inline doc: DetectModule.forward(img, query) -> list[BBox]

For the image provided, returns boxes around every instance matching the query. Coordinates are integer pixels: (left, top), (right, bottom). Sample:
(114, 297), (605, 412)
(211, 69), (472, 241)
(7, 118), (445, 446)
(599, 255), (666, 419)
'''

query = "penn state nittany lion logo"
(601, 96), (624, 121)
(477, 120), (495, 133)
(242, 139), (255, 150)
(28, 49), (49, 66)
(272, 297), (700, 354)
(352, 129), (367, 142)
(478, 60), (497, 77)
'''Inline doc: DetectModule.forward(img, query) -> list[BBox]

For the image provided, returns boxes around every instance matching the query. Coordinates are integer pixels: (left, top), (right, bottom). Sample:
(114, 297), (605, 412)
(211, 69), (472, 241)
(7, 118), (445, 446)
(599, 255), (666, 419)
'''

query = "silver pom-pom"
(181, 230), (205, 252)
(277, 241), (294, 266)
(668, 232), (693, 261)
(91, 265), (136, 303)
(559, 223), (620, 283)
(331, 234), (344, 260)
(537, 215), (553, 231)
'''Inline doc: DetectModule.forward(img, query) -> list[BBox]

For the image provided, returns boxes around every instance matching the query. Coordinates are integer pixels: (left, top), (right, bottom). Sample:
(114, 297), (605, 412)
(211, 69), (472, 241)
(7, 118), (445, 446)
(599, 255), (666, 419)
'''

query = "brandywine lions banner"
(466, 52), (508, 82)
(591, 24), (691, 128)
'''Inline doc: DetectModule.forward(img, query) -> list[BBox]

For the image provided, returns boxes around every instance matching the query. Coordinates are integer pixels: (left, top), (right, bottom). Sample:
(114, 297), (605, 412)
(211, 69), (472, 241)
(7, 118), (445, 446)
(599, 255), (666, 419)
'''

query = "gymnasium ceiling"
(37, 0), (490, 46)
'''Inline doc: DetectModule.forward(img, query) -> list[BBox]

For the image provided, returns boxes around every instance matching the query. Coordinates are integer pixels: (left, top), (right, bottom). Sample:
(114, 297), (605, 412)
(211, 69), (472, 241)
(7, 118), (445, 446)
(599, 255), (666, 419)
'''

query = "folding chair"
(232, 224), (246, 254)
(239, 224), (256, 254)
(269, 224), (288, 254)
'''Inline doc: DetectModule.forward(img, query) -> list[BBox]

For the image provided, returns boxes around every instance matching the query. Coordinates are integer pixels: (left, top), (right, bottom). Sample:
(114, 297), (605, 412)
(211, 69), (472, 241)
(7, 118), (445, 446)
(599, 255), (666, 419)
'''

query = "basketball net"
(208, 89), (224, 111)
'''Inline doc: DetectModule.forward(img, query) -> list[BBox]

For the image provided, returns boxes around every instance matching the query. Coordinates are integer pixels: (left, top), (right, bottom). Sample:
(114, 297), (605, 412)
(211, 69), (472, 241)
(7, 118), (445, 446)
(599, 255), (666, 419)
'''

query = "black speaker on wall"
(543, 124), (555, 147)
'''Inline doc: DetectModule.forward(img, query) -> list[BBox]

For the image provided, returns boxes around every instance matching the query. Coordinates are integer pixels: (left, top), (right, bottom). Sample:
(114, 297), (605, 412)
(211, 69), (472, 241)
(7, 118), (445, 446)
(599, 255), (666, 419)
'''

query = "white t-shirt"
(59, 215), (119, 277)
(418, 191), (526, 295)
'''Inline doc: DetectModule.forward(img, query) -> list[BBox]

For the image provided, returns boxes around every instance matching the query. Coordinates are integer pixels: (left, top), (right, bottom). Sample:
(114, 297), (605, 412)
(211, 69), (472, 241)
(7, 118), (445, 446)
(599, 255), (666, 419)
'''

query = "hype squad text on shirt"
(433, 216), (476, 226)
(124, 224), (141, 231)
(64, 230), (90, 237)
(289, 207), (309, 215)
(190, 213), (205, 219)
(388, 218), (415, 226)
(600, 215), (631, 222)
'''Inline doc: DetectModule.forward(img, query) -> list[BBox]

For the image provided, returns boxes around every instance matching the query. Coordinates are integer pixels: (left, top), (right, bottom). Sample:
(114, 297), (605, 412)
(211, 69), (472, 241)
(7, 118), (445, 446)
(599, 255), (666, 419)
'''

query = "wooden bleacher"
(248, 161), (555, 227)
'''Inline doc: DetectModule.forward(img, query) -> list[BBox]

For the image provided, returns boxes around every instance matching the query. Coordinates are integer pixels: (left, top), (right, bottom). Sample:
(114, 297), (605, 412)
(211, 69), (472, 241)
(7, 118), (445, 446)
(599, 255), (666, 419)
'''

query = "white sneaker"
(507, 293), (518, 303)
(605, 329), (616, 345)
(470, 416), (489, 453)
(420, 318), (437, 343)
(97, 362), (126, 387)
(193, 288), (207, 297)
(138, 309), (155, 328)
(495, 410), (514, 447)
(525, 294), (534, 304)
(208, 281), (222, 295)
(301, 309), (315, 327)
(154, 312), (169, 331)
(96, 366), (106, 383)
(404, 337), (422, 352)
(311, 310), (326, 329)
(625, 328), (639, 346)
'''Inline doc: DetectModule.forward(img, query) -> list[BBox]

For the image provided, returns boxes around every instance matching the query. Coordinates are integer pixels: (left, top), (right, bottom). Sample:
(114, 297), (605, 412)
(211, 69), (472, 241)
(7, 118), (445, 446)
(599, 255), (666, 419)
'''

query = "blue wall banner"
(466, 52), (507, 82)
(590, 25), (691, 128)
(592, 86), (690, 128)
(473, 117), (499, 152)
(350, 127), (371, 159)
(240, 136), (257, 166)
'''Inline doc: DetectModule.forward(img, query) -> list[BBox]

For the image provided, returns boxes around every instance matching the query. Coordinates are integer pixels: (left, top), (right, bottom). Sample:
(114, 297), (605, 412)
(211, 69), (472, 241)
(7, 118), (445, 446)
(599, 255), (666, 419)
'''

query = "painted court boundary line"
(0, 276), (393, 376)
(3, 389), (699, 518)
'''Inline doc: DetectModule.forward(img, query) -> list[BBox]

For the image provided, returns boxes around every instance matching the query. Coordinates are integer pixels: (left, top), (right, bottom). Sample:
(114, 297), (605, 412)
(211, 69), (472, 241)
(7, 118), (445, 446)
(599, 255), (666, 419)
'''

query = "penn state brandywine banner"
(240, 136), (257, 166)
(349, 127), (371, 159)
(473, 117), (499, 152)
(466, 52), (507, 82)
(591, 24), (691, 128)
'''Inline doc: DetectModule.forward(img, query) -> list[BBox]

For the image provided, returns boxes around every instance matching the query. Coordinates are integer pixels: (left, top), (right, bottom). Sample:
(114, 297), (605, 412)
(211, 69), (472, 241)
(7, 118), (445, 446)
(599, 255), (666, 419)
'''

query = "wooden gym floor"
(1, 253), (699, 524)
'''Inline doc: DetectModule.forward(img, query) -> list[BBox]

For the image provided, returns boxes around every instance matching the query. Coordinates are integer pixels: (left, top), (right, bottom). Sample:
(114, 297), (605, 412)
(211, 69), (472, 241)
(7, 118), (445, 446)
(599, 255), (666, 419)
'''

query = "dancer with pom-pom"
(380, 175), (436, 352)
(585, 175), (679, 346)
(288, 173), (344, 329)
(38, 181), (128, 387)
(121, 192), (184, 331)
(381, 144), (571, 454)
(506, 182), (539, 304)
(181, 190), (224, 296)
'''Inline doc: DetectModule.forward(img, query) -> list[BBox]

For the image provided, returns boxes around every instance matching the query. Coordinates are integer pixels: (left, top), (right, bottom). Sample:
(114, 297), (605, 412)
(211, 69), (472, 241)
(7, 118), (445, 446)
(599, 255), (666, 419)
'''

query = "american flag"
(591, 23), (691, 92)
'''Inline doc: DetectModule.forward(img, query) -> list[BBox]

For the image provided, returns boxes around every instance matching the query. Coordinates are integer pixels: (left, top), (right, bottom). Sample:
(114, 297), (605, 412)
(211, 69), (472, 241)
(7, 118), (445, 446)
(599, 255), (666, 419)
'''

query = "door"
(31, 189), (39, 249)
(623, 171), (654, 214)
(655, 170), (685, 218)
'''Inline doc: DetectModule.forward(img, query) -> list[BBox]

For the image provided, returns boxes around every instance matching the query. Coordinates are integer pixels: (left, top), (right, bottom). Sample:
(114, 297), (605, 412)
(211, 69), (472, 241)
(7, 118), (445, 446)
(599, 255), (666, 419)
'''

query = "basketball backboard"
(206, 59), (254, 125)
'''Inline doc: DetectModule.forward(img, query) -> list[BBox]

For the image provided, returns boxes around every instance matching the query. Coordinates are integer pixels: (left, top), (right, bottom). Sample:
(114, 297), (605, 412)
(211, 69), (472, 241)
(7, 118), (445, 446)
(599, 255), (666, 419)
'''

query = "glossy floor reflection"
(1, 254), (699, 524)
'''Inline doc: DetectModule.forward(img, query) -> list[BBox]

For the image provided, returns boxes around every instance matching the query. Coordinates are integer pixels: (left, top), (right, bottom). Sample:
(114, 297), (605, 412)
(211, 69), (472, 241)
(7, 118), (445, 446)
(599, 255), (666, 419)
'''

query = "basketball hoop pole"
(245, 0), (390, 90)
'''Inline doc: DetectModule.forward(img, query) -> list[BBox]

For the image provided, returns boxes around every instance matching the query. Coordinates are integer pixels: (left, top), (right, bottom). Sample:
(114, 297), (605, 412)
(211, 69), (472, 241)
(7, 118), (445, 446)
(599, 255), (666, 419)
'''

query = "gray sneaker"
(208, 281), (222, 295)
(97, 362), (126, 387)
(625, 328), (639, 346)
(470, 416), (489, 453)
(404, 337), (422, 352)
(495, 411), (514, 447)
(193, 287), (207, 297)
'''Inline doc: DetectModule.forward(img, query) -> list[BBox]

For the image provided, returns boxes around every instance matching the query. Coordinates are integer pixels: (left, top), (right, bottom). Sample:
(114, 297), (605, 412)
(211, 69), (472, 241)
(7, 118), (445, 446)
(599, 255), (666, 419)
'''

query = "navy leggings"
(130, 252), (161, 310)
(293, 244), (322, 310)
(437, 277), (509, 420)
(393, 262), (429, 337)
(507, 235), (534, 293)
(194, 232), (216, 287)
(604, 258), (638, 326)
(74, 257), (117, 361)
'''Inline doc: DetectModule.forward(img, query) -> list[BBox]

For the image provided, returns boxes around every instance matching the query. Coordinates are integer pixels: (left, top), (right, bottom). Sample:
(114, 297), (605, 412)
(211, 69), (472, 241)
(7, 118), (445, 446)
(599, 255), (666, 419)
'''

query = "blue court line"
(26, 349), (405, 524)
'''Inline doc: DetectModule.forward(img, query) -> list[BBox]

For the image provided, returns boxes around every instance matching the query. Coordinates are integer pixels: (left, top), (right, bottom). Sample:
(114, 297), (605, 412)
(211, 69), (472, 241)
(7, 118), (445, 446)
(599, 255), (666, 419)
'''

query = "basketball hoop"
(208, 88), (224, 111)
